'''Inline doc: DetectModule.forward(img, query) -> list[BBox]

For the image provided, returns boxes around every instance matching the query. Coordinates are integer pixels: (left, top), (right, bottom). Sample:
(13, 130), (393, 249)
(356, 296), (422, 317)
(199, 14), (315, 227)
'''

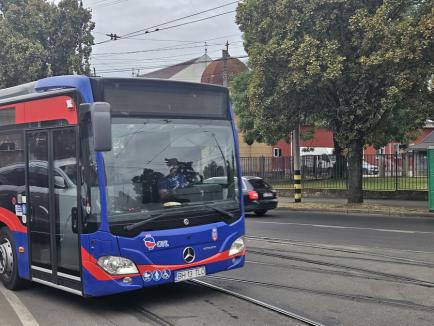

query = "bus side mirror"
(81, 102), (112, 152)
(91, 102), (112, 152)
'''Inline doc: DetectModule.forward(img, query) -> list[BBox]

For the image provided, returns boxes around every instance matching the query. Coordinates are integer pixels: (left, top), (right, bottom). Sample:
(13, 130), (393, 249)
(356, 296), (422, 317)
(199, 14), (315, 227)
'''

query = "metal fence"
(240, 152), (428, 191)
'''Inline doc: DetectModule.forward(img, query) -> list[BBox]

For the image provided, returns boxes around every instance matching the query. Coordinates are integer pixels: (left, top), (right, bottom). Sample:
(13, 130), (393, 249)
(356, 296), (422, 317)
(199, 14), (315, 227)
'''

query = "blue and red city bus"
(0, 76), (245, 297)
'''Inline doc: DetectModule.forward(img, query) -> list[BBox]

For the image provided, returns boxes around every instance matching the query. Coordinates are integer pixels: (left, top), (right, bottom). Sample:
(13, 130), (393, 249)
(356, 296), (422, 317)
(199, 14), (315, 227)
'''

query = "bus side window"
(0, 132), (24, 216)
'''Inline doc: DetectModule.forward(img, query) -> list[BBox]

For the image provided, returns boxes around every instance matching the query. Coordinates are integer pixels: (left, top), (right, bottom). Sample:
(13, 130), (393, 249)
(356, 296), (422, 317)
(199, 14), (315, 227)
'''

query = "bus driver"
(158, 166), (190, 200)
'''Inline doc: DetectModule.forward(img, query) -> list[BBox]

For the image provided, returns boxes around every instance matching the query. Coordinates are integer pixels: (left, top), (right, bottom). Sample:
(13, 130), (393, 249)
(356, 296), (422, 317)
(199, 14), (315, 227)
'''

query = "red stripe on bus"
(0, 208), (27, 233)
(0, 96), (77, 125)
(137, 249), (245, 274)
(81, 247), (139, 281)
(80, 247), (245, 281)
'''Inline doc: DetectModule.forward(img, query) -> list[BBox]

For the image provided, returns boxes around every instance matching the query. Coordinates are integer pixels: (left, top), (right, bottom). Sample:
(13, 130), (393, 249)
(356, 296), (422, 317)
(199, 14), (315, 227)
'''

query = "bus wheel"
(254, 209), (267, 216)
(0, 227), (25, 290)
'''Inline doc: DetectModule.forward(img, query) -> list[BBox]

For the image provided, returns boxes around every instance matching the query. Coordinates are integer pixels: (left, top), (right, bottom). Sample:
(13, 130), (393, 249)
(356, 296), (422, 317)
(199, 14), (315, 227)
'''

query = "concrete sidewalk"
(278, 197), (428, 209)
(277, 197), (432, 218)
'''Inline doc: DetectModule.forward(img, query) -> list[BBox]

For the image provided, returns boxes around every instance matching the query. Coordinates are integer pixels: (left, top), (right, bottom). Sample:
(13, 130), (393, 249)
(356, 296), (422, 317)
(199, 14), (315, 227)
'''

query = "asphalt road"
(246, 209), (434, 252)
(1, 209), (434, 326)
(223, 210), (434, 325)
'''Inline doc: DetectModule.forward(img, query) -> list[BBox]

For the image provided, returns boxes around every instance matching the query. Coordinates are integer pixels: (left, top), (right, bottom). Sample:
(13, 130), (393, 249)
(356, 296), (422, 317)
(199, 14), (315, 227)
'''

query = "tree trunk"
(347, 140), (363, 204)
(333, 136), (346, 178)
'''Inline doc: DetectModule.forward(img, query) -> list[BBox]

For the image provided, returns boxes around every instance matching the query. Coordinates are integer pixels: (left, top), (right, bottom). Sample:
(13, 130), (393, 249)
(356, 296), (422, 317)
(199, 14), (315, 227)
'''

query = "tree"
(0, 25), (47, 86)
(0, 0), (94, 88)
(50, 0), (94, 75)
(236, 0), (434, 203)
(230, 71), (259, 145)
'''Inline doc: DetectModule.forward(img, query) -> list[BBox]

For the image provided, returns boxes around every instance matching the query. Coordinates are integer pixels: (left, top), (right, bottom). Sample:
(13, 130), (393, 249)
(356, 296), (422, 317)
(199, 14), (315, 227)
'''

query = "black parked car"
(203, 176), (278, 216)
(242, 176), (277, 216)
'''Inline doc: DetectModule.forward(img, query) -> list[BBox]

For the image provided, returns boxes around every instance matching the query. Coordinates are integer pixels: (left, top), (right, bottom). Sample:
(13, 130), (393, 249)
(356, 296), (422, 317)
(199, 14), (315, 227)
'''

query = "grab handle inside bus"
(80, 102), (112, 152)
(71, 207), (78, 234)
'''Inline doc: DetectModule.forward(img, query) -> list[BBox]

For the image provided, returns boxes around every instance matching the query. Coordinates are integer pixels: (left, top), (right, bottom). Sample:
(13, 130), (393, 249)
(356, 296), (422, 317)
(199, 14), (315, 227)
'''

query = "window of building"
(0, 142), (15, 151)
(273, 148), (282, 157)
(0, 108), (16, 126)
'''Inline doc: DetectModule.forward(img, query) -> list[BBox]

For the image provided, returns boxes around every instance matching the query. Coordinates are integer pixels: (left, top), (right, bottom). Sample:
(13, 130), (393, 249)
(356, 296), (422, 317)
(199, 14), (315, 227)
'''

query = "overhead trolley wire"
(93, 46), (248, 68)
(84, 0), (128, 9)
(93, 1), (239, 45)
(94, 1), (128, 9)
(121, 1), (239, 38)
(122, 10), (236, 38)
(95, 54), (248, 74)
(92, 41), (243, 57)
(110, 33), (242, 44)
(91, 44), (244, 64)
(94, 10), (236, 45)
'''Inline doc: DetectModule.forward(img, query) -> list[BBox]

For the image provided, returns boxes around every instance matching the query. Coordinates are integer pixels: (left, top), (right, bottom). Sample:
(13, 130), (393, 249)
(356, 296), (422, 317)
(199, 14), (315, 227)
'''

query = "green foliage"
(0, 24), (46, 86)
(236, 0), (433, 149)
(236, 0), (434, 202)
(230, 71), (258, 145)
(0, 0), (94, 88)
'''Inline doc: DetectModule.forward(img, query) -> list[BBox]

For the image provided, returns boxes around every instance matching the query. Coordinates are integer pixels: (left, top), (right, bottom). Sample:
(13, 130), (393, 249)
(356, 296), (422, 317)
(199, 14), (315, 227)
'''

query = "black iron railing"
(240, 153), (427, 191)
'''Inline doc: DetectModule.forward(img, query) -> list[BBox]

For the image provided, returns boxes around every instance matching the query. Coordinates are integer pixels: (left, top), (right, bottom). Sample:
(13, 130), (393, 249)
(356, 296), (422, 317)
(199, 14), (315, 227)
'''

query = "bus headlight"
(97, 256), (139, 275)
(229, 237), (245, 256)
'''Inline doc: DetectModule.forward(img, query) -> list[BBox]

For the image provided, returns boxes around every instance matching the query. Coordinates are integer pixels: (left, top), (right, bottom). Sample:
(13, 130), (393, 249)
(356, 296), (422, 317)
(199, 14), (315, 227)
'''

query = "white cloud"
(79, 0), (246, 76)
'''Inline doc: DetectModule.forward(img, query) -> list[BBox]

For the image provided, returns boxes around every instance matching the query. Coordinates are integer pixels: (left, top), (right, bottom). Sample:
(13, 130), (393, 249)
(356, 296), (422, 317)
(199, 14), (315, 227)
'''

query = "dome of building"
(201, 51), (248, 86)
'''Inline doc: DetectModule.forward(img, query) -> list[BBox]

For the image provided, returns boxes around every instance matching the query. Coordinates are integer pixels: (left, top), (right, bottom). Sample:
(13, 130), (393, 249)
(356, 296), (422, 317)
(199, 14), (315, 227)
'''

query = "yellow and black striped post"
(292, 126), (302, 203)
(294, 170), (302, 203)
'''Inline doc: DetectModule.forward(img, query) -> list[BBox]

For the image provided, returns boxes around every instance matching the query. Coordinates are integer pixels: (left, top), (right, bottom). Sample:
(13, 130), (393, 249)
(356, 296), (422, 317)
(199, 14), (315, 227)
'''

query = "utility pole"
(222, 41), (229, 87)
(106, 33), (119, 41)
(46, 63), (53, 77)
(293, 125), (302, 203)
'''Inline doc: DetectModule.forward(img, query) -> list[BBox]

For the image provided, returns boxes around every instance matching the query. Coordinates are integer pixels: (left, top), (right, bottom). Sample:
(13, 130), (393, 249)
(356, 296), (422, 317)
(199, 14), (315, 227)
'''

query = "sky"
(78, 0), (247, 77)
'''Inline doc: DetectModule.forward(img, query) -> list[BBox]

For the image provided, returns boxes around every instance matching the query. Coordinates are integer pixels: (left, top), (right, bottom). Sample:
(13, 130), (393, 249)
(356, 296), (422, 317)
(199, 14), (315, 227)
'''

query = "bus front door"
(26, 128), (82, 295)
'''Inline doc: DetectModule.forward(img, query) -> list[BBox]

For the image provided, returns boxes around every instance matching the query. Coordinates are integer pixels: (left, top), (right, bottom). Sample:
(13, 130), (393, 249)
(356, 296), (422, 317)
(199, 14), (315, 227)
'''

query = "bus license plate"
(175, 266), (206, 282)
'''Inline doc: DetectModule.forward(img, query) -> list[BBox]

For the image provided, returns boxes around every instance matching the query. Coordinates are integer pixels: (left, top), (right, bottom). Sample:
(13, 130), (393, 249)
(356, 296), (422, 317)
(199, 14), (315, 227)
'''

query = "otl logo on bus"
(143, 234), (170, 251)
(144, 234), (156, 250)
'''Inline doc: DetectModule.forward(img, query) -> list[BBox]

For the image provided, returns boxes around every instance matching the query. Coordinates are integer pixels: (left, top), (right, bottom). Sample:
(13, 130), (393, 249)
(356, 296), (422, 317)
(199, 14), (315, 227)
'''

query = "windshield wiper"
(124, 203), (238, 231)
(203, 204), (236, 222)
(124, 211), (174, 231)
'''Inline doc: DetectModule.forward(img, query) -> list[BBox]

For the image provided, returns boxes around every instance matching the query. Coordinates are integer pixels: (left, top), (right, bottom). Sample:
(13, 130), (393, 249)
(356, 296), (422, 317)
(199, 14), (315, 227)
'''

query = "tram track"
(189, 279), (325, 326)
(248, 248), (434, 288)
(204, 275), (434, 313)
(246, 235), (434, 267)
(131, 304), (176, 326)
(245, 259), (424, 285)
(250, 244), (434, 268)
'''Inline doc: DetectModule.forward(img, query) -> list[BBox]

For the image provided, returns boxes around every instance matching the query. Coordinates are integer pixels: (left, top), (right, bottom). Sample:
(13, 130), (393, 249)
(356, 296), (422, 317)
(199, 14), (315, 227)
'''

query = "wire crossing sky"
(77, 0), (247, 77)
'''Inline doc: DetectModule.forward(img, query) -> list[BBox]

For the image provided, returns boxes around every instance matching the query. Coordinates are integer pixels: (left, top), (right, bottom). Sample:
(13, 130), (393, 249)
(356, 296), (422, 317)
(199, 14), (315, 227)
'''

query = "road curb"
(276, 205), (434, 219)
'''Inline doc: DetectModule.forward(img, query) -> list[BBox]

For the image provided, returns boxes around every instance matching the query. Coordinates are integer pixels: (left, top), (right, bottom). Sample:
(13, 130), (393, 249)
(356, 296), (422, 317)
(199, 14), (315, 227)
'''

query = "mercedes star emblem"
(183, 247), (195, 263)
(183, 218), (190, 226)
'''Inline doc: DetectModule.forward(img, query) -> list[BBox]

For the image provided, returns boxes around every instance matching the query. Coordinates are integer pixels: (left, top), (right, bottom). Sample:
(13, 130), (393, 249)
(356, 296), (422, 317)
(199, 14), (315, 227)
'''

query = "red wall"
(275, 128), (334, 156)
(272, 127), (434, 157)
(0, 96), (77, 125)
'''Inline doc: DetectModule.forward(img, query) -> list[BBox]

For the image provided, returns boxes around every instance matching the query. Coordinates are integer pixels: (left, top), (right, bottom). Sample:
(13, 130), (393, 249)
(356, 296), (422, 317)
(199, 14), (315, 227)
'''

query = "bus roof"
(0, 75), (228, 105)
(0, 75), (93, 103)
(0, 82), (36, 101)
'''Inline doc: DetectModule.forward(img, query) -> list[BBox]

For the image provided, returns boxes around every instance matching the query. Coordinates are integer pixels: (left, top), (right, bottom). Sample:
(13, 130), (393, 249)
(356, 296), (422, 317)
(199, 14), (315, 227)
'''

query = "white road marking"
(0, 286), (39, 326)
(249, 221), (434, 235)
(247, 235), (434, 255)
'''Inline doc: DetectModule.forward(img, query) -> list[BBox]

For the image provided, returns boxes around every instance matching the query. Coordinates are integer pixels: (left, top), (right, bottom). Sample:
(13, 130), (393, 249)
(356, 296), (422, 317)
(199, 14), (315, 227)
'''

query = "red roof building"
(201, 51), (248, 86)
(138, 54), (212, 83)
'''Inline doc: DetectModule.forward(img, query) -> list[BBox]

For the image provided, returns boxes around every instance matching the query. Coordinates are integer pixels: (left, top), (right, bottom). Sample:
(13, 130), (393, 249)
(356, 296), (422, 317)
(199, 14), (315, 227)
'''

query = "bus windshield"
(104, 118), (238, 223)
